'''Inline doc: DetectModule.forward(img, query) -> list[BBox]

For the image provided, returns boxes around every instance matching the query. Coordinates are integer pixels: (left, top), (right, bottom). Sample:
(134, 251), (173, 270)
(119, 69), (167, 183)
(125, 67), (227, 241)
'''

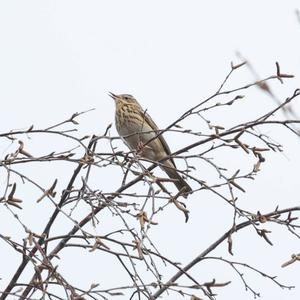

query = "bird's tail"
(161, 160), (192, 198)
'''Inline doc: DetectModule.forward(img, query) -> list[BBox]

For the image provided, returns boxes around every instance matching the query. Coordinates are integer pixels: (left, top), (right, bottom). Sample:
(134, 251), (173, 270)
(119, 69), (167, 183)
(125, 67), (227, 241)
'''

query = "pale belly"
(117, 121), (161, 161)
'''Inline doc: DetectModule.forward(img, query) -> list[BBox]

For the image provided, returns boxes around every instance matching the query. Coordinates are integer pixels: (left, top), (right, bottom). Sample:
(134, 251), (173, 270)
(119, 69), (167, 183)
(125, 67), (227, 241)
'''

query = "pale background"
(0, 1), (299, 299)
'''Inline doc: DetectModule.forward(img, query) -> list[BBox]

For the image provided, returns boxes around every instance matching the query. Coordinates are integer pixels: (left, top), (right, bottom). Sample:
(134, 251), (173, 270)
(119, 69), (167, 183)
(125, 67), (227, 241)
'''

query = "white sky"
(0, 1), (300, 300)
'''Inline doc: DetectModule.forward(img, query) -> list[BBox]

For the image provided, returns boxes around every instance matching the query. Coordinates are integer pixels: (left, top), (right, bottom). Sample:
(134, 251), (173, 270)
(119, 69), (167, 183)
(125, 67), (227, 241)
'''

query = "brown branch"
(152, 206), (300, 299)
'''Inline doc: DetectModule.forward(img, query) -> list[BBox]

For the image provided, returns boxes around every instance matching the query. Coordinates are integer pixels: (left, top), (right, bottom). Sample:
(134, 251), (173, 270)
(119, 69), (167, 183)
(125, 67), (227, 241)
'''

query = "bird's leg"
(136, 139), (155, 159)
(136, 140), (145, 155)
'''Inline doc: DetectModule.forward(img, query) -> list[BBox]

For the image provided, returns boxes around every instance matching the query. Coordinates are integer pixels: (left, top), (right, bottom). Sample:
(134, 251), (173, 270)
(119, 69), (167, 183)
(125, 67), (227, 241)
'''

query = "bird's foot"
(136, 141), (145, 155)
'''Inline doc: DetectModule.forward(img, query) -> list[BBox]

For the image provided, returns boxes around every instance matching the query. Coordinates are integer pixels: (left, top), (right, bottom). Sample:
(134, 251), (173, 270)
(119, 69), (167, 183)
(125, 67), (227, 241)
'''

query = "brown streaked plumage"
(109, 92), (192, 197)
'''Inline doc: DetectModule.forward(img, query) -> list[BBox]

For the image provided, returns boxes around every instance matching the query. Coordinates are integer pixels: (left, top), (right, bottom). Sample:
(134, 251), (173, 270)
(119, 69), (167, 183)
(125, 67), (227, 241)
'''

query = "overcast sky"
(0, 1), (299, 300)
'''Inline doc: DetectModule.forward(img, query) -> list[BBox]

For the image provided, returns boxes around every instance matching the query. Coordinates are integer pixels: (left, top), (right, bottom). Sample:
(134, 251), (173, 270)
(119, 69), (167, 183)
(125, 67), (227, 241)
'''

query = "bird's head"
(108, 92), (139, 106)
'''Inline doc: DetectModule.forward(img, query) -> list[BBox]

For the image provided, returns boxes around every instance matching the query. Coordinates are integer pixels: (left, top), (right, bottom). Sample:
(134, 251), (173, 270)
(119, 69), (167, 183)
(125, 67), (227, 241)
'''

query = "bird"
(109, 92), (192, 197)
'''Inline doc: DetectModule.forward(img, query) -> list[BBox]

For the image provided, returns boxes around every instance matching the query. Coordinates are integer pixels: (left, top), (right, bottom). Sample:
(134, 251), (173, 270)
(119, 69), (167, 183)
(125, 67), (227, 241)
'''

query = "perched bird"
(109, 92), (192, 197)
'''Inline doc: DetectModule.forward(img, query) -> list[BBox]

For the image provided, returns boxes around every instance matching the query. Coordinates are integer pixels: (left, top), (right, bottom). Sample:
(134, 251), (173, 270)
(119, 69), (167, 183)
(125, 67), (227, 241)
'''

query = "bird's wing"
(142, 110), (176, 167)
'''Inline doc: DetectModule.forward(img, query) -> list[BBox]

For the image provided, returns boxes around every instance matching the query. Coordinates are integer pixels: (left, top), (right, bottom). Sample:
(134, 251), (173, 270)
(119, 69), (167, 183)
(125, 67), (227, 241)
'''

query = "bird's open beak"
(108, 92), (117, 100)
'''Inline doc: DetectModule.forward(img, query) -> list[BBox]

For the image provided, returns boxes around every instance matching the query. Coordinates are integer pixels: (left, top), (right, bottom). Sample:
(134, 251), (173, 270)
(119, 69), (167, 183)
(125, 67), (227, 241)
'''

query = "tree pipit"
(109, 92), (192, 198)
